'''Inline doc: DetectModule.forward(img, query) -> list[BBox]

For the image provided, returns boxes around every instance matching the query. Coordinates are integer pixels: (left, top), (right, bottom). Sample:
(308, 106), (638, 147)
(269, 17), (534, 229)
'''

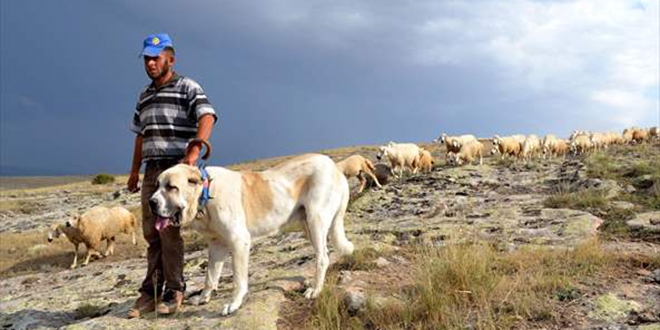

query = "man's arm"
(127, 134), (143, 193)
(182, 114), (215, 166)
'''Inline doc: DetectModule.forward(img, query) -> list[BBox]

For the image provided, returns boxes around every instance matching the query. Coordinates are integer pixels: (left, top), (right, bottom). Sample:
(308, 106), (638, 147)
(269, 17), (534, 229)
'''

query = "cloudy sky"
(1, 0), (658, 175)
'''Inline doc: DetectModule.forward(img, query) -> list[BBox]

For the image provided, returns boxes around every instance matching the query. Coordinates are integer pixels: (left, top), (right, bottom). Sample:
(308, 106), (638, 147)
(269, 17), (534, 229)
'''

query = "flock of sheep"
(337, 125), (660, 192)
(46, 125), (658, 268)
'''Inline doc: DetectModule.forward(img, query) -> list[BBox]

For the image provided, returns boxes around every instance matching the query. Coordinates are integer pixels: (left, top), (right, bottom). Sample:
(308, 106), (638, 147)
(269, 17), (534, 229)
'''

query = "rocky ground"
(1, 141), (659, 329)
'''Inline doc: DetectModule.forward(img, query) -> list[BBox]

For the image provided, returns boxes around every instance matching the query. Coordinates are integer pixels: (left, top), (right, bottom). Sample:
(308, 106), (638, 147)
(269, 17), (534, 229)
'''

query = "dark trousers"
(139, 159), (185, 296)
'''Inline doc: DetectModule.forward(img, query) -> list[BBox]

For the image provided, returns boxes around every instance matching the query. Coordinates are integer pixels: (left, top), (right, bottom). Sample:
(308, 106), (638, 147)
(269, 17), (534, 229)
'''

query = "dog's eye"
(166, 184), (178, 191)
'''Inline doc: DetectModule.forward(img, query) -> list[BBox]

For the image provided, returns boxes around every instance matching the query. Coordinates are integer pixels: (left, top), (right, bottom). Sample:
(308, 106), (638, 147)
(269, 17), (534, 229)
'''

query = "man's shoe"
(156, 290), (183, 315)
(127, 293), (156, 319)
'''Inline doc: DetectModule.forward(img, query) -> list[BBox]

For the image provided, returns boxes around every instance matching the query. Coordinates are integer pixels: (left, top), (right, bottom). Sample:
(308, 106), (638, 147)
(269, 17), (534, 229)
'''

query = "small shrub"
(543, 188), (607, 210)
(91, 173), (115, 185)
(335, 247), (381, 271)
(75, 303), (109, 319)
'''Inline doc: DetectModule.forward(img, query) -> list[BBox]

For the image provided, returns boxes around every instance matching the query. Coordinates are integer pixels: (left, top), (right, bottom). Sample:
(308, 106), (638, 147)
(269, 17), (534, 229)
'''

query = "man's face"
(143, 51), (174, 81)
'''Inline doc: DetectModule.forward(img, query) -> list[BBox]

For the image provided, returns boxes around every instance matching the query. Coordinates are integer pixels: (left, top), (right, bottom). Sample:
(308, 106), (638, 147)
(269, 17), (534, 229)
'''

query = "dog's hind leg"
(222, 234), (250, 316)
(192, 240), (228, 306)
(329, 194), (354, 257)
(303, 208), (333, 299)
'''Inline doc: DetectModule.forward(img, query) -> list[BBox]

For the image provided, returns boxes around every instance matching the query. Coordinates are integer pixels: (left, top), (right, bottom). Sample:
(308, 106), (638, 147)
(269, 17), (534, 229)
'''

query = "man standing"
(126, 33), (217, 318)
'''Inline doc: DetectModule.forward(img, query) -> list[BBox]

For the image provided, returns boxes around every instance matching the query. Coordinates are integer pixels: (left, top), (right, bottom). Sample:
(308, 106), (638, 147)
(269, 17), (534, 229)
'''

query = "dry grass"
(304, 239), (614, 330)
(543, 187), (608, 210)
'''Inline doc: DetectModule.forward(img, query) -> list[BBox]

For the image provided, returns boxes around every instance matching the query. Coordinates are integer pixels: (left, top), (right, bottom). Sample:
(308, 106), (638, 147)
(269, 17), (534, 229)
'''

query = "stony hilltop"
(1, 140), (659, 329)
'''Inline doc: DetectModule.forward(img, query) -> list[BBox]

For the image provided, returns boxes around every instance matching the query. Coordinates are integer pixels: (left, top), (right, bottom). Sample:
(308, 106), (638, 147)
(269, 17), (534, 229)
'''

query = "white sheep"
(521, 135), (541, 160)
(541, 134), (559, 158)
(570, 135), (593, 155)
(589, 132), (608, 150)
(73, 206), (138, 267)
(437, 133), (477, 153)
(377, 142), (421, 177)
(447, 140), (483, 166)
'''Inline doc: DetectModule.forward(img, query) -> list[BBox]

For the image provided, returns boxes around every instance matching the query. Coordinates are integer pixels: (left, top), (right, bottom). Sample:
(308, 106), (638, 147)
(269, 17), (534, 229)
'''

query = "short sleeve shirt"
(130, 74), (217, 161)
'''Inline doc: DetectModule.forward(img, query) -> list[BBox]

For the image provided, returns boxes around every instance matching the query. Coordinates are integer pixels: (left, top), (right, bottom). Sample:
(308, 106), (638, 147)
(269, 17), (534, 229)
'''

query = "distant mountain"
(0, 165), (74, 176)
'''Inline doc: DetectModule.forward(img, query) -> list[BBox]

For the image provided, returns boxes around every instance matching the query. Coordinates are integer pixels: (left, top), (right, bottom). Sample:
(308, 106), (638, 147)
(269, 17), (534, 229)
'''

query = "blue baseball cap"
(141, 33), (174, 57)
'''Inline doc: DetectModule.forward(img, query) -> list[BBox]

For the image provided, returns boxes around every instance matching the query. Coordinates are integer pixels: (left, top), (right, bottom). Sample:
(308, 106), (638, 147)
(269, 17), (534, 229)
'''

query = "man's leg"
(128, 162), (164, 318)
(156, 222), (186, 314)
(139, 162), (165, 296)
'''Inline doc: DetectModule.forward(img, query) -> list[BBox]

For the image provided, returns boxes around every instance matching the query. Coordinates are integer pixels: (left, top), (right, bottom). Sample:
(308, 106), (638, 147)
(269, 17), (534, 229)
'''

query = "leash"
(196, 163), (212, 219)
(185, 138), (213, 219)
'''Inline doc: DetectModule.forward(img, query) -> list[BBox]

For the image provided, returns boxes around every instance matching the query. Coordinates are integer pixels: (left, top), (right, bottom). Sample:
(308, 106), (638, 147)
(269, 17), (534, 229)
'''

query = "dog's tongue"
(155, 216), (171, 232)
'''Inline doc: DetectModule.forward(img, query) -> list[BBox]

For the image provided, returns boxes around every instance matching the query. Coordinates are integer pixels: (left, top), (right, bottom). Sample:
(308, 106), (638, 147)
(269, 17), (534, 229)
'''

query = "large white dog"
(149, 153), (354, 315)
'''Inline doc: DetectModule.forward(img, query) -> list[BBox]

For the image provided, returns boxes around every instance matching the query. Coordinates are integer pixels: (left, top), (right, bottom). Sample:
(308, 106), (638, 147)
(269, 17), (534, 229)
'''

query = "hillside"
(1, 140), (659, 329)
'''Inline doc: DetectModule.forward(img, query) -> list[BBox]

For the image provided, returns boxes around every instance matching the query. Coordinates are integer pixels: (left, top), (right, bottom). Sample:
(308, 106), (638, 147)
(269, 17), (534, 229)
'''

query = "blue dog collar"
(198, 165), (211, 211)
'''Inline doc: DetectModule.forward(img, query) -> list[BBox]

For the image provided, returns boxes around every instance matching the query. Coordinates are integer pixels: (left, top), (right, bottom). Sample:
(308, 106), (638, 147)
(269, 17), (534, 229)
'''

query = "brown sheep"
(74, 206), (138, 266)
(414, 148), (435, 173)
(336, 155), (382, 193)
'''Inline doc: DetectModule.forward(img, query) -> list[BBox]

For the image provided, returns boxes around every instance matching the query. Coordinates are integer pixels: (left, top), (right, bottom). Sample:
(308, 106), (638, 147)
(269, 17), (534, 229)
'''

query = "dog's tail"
(330, 177), (354, 256)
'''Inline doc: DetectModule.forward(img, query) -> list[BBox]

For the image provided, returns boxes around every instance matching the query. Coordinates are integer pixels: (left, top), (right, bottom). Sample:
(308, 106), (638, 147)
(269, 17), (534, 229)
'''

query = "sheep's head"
(451, 140), (462, 149)
(376, 146), (390, 160)
(150, 164), (204, 231)
(47, 224), (64, 243)
(490, 147), (499, 156)
(437, 133), (447, 144)
(446, 152), (459, 165)
(67, 214), (80, 227)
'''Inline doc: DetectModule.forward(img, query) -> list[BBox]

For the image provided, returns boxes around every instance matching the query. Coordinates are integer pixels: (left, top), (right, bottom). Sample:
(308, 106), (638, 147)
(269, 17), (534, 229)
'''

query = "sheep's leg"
(70, 244), (79, 269)
(357, 173), (366, 194)
(83, 247), (94, 266)
(366, 170), (382, 188)
(104, 238), (115, 256)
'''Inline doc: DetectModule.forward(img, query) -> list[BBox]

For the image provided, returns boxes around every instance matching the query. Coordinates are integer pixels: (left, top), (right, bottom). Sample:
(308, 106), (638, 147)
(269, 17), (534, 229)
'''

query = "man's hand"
(127, 172), (141, 193)
(181, 145), (200, 166)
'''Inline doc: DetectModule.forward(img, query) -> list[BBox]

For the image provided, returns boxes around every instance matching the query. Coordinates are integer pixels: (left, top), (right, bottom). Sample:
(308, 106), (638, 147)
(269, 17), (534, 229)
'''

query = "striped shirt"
(130, 73), (217, 161)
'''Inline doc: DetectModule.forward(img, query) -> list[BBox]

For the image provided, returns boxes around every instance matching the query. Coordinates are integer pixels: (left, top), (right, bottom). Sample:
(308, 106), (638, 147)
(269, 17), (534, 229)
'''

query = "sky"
(1, 0), (659, 176)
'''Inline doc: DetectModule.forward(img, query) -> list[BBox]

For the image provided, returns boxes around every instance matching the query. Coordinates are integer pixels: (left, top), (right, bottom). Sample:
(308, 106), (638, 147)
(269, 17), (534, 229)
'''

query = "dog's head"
(149, 164), (204, 231)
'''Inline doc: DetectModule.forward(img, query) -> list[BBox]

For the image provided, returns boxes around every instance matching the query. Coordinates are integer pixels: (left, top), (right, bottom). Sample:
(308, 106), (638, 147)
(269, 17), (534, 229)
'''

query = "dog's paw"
(69, 264), (77, 269)
(221, 302), (240, 316)
(190, 293), (211, 306)
(304, 287), (321, 299)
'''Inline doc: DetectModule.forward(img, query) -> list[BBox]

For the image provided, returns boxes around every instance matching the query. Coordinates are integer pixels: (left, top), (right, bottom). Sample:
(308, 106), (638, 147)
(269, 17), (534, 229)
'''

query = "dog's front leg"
(191, 241), (228, 306)
(221, 238), (250, 316)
